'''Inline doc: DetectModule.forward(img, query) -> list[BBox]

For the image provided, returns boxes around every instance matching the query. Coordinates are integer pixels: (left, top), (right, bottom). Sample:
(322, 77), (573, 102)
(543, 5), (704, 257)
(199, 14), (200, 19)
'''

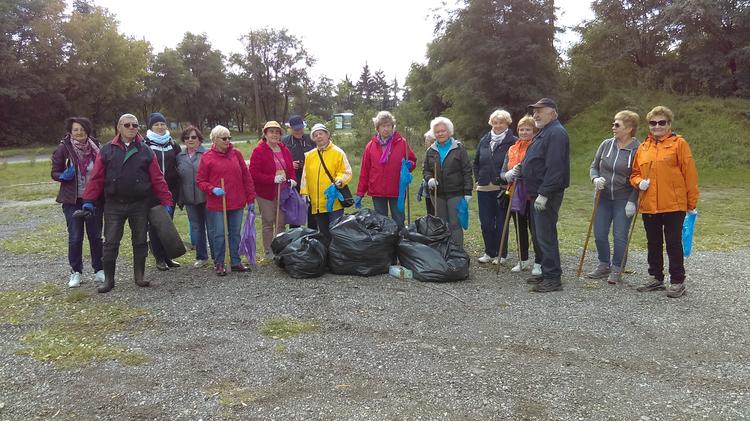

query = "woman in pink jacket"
(196, 125), (256, 276)
(355, 111), (416, 228)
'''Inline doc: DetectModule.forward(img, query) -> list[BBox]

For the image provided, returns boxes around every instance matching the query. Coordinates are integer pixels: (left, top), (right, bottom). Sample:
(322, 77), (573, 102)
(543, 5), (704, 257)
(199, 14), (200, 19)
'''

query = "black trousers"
(531, 192), (564, 282)
(642, 211), (686, 283)
(512, 201), (540, 263)
(103, 199), (150, 264)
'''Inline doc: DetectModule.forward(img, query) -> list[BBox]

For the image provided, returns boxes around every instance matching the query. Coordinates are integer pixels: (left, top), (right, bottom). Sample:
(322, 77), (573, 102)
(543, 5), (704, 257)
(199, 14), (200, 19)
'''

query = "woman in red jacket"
(196, 125), (256, 276)
(249, 121), (296, 259)
(355, 111), (416, 228)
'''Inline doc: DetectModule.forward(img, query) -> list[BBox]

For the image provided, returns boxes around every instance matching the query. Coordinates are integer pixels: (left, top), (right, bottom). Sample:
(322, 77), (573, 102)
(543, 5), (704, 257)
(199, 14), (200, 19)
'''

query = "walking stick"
(496, 183), (516, 274)
(404, 138), (412, 225)
(622, 161), (653, 274)
(274, 182), (281, 237)
(221, 178), (231, 272)
(576, 189), (601, 278)
(432, 161), (438, 216)
(513, 210), (522, 266)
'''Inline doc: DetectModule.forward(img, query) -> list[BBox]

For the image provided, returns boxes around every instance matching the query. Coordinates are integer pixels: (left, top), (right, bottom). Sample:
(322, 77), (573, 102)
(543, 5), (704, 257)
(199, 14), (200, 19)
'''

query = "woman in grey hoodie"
(588, 110), (641, 284)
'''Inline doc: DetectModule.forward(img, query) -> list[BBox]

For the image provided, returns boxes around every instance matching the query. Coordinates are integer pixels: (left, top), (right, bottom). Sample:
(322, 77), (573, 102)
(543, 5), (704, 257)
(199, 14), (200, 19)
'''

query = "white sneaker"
(478, 254), (492, 263)
(492, 257), (507, 265)
(94, 270), (105, 283)
(68, 272), (82, 288)
(194, 259), (209, 268)
(511, 259), (530, 272)
(531, 263), (542, 276)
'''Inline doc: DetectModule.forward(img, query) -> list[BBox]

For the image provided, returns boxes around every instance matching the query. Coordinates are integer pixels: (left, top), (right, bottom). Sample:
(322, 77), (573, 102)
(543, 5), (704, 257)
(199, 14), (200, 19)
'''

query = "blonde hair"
(210, 125), (230, 140)
(517, 115), (537, 133)
(614, 110), (640, 137)
(488, 109), (512, 126)
(646, 106), (674, 124)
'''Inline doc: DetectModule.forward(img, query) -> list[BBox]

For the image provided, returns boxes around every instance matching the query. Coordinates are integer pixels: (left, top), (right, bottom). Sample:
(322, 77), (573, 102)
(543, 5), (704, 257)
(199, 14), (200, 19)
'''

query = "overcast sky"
(87, 0), (593, 84)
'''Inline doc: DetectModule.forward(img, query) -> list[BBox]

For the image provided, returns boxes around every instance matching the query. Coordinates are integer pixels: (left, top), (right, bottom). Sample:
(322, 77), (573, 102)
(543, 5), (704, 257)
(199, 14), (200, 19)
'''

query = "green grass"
(0, 284), (151, 367)
(0, 161), (57, 201)
(207, 382), (256, 409)
(259, 318), (318, 339)
(0, 146), (50, 158)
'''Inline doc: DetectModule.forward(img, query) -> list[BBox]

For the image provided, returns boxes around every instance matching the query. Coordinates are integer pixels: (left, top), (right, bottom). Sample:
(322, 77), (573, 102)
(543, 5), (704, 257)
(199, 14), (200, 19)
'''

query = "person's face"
(184, 130), (201, 150)
(532, 107), (556, 129)
(151, 121), (167, 135)
(377, 122), (394, 139)
(118, 118), (139, 140)
(70, 122), (88, 143)
(312, 130), (330, 148)
(292, 127), (305, 138)
(433, 123), (451, 143)
(213, 133), (231, 152)
(265, 128), (282, 145)
(490, 118), (509, 134)
(518, 124), (534, 141)
(648, 115), (671, 139)
(612, 118), (631, 140)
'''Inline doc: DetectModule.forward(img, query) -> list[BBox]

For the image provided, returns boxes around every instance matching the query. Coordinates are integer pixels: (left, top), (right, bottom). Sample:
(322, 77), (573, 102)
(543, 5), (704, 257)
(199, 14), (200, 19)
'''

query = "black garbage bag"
(328, 208), (400, 276)
(397, 215), (470, 282)
(271, 227), (318, 255)
(274, 235), (328, 278)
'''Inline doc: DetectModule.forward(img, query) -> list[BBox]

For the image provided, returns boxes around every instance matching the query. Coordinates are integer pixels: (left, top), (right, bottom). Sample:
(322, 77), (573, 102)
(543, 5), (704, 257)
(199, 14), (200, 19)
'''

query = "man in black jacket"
(282, 115), (317, 229)
(521, 98), (570, 292)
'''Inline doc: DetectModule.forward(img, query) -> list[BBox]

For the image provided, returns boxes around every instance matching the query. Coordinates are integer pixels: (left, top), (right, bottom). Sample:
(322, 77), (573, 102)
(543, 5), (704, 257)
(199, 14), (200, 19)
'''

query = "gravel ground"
(1, 205), (748, 420)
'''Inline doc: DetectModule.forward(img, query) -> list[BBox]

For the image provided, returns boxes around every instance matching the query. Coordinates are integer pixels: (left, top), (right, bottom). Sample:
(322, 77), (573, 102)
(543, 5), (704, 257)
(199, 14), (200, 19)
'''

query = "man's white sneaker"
(68, 272), (82, 288)
(531, 263), (542, 276)
(194, 259), (209, 268)
(478, 254), (492, 263)
(511, 259), (530, 272)
(94, 270), (105, 283)
(492, 257), (507, 265)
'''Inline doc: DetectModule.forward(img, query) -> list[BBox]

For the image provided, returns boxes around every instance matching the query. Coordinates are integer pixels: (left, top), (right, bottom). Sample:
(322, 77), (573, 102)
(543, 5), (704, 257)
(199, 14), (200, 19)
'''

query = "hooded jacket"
(589, 137), (640, 202)
(356, 131), (417, 198)
(196, 143), (256, 212)
(300, 141), (352, 214)
(422, 138), (473, 198)
(630, 133), (699, 214)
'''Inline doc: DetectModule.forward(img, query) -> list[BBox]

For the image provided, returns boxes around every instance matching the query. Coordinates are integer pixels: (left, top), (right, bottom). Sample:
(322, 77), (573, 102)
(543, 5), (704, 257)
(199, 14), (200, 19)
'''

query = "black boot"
(134, 255), (149, 287)
(97, 260), (116, 293)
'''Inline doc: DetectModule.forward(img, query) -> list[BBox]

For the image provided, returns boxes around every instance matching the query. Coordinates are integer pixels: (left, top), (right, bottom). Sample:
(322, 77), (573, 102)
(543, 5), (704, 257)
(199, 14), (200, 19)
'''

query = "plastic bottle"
(389, 265), (413, 279)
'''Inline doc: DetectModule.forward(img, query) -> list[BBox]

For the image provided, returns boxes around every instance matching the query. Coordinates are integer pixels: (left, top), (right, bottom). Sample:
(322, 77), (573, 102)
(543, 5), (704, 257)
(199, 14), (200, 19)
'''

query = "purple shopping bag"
(280, 187), (308, 226)
(510, 179), (527, 213)
(239, 210), (257, 267)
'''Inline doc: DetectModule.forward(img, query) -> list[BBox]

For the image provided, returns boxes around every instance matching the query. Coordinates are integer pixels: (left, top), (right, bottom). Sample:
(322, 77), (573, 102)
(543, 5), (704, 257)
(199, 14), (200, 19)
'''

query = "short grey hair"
(423, 130), (435, 142)
(488, 109), (512, 125)
(210, 125), (230, 140)
(117, 113), (138, 126)
(430, 116), (454, 136)
(372, 111), (396, 129)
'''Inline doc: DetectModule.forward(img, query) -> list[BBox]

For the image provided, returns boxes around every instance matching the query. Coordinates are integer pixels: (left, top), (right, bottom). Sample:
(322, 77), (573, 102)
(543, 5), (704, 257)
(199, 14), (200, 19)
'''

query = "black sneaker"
(636, 278), (665, 292)
(666, 283), (686, 298)
(525, 276), (543, 284)
(155, 261), (169, 271)
(531, 281), (563, 293)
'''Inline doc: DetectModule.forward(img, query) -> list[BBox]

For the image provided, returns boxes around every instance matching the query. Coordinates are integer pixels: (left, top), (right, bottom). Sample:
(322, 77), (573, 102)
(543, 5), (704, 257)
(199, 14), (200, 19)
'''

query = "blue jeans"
(185, 203), (209, 261)
(593, 196), (631, 268)
(477, 191), (508, 258)
(62, 200), (103, 273)
(206, 209), (244, 266)
(532, 191), (564, 282)
(148, 205), (175, 263)
(372, 196), (405, 229)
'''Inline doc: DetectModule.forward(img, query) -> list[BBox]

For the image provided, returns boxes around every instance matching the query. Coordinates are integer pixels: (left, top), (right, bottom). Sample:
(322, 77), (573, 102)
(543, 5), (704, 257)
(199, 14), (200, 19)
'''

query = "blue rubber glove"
(354, 195), (362, 209)
(82, 201), (95, 212)
(59, 164), (76, 181)
(248, 203), (255, 212)
(164, 205), (173, 214)
(212, 187), (225, 196)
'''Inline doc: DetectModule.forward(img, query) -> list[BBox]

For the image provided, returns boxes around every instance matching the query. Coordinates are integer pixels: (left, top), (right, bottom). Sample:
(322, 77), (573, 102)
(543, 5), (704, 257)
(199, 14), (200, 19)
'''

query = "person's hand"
(248, 203), (255, 212)
(293, 160), (301, 170)
(593, 177), (606, 191)
(274, 174), (286, 184)
(288, 179), (297, 189)
(688, 208), (698, 215)
(464, 195), (472, 203)
(625, 201), (636, 218)
(212, 187), (225, 196)
(504, 165), (520, 183)
(354, 195), (362, 209)
(164, 205), (173, 214)
(638, 179), (650, 191)
(427, 178), (438, 189)
(82, 201), (95, 212)
(59, 164), (75, 181)
(534, 195), (548, 211)
(334, 178), (343, 187)
(402, 159), (414, 170)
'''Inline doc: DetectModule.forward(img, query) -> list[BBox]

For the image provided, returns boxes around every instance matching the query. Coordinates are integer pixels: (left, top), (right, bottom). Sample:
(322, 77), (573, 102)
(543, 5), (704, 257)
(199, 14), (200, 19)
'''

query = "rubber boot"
(97, 260), (116, 293)
(134, 255), (149, 287)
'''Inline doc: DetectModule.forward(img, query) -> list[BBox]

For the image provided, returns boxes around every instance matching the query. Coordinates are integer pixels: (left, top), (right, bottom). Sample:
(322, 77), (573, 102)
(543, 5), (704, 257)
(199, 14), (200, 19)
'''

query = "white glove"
(334, 178), (343, 187)
(688, 209), (698, 215)
(504, 165), (520, 182)
(625, 201), (636, 218)
(288, 179), (297, 188)
(638, 179), (650, 191)
(427, 178), (438, 189)
(464, 195), (472, 203)
(593, 177), (606, 191)
(534, 195), (548, 211)
(274, 174), (286, 184)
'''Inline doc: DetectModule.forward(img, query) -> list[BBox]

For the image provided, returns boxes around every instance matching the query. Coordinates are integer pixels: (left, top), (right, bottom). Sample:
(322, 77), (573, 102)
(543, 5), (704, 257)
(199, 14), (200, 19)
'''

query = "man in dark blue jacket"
(521, 98), (570, 292)
(282, 115), (317, 229)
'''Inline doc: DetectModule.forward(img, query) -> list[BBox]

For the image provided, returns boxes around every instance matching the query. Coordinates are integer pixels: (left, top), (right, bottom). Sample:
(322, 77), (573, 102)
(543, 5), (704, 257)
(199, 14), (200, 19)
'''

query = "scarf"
(70, 136), (99, 177)
(146, 129), (172, 146)
(436, 138), (453, 165)
(378, 133), (394, 165)
(490, 129), (507, 151)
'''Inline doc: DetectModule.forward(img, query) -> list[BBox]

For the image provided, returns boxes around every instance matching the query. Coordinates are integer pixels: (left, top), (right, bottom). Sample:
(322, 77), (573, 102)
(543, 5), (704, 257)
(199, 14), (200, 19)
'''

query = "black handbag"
(317, 149), (354, 208)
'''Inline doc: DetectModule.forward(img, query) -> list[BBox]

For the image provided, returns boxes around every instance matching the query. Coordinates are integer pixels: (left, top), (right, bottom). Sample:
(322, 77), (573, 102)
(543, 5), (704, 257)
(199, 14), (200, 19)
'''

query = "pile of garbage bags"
(328, 209), (400, 276)
(272, 228), (327, 279)
(397, 215), (470, 283)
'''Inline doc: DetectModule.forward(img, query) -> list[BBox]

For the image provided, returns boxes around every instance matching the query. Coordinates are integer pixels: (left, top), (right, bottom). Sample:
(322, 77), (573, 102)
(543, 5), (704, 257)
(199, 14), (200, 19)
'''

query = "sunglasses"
(612, 122), (621, 128)
(220, 136), (232, 141)
(123, 123), (139, 129)
(649, 120), (669, 127)
(183, 135), (199, 140)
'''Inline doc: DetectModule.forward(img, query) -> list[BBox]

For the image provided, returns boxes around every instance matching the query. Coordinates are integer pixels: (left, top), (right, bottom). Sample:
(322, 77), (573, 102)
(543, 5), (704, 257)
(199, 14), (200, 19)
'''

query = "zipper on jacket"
(611, 146), (620, 200)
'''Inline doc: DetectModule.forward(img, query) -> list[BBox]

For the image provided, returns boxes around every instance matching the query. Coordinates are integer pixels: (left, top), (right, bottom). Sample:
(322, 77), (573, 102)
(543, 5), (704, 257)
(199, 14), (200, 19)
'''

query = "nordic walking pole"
(404, 137), (412, 225)
(496, 182), (516, 274)
(576, 189), (601, 278)
(274, 182), (281, 237)
(221, 178), (231, 272)
(622, 161), (652, 274)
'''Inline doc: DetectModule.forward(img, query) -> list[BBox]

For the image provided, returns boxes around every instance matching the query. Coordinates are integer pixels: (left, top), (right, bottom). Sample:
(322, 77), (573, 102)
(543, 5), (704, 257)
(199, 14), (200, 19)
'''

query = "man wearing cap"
(82, 113), (174, 293)
(283, 115), (317, 229)
(520, 98), (570, 292)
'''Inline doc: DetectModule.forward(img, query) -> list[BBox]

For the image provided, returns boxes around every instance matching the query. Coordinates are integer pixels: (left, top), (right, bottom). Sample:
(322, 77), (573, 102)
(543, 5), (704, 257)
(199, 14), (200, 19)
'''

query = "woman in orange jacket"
(630, 106), (699, 298)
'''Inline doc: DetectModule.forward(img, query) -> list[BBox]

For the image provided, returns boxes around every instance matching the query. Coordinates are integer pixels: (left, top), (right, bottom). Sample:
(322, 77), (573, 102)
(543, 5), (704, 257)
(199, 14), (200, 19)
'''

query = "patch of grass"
(259, 317), (318, 339)
(0, 161), (56, 202)
(207, 382), (256, 408)
(0, 146), (50, 159)
(1, 284), (151, 367)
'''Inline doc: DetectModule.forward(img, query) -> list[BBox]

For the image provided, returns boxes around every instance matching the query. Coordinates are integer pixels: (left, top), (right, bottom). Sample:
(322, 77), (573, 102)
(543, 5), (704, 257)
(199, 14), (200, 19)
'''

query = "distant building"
(333, 112), (353, 130)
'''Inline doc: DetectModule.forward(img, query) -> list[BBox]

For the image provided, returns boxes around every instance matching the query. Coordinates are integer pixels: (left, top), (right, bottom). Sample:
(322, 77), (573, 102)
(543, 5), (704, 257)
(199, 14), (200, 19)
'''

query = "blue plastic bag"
(239, 210), (257, 267)
(324, 183), (344, 213)
(682, 210), (697, 257)
(456, 197), (469, 230)
(397, 159), (413, 212)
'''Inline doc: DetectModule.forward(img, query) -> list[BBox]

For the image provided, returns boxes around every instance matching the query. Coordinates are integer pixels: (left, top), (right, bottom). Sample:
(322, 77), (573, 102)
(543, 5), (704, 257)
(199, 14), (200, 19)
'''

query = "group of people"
(51, 98), (699, 298)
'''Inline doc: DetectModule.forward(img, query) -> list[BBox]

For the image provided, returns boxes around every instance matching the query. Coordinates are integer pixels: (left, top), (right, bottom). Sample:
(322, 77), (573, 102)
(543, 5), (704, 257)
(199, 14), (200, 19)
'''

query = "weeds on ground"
(0, 284), (151, 367)
(207, 382), (256, 410)
(259, 317), (318, 339)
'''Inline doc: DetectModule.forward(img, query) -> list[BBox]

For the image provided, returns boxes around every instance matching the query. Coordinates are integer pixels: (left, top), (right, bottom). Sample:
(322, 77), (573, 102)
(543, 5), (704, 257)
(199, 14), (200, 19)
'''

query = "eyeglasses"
(612, 122), (621, 128)
(183, 135), (199, 140)
(220, 136), (232, 141)
(649, 120), (669, 127)
(123, 123), (139, 129)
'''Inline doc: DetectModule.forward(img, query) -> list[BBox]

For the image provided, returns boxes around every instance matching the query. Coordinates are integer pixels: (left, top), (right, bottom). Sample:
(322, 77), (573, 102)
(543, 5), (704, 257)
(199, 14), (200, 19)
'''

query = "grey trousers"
(434, 195), (464, 249)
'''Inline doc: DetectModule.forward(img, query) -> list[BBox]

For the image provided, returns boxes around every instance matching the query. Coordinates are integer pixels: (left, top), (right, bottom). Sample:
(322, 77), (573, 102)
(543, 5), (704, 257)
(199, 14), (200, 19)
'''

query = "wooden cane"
(274, 182), (281, 237)
(576, 189), (601, 278)
(496, 183), (516, 274)
(432, 161), (438, 216)
(622, 161), (653, 274)
(221, 178), (231, 272)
